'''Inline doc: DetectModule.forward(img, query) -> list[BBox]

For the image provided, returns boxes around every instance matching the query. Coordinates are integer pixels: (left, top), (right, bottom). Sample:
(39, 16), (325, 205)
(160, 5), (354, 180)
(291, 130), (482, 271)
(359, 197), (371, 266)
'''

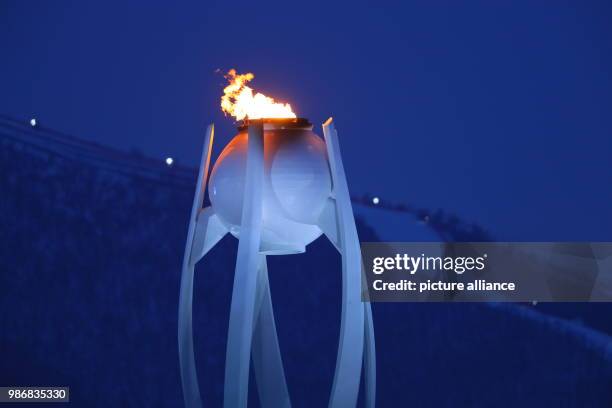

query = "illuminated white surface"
(208, 127), (331, 253)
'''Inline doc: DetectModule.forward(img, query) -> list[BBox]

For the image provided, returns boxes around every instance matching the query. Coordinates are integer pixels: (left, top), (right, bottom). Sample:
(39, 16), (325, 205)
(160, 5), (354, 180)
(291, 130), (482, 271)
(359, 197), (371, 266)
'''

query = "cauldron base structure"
(178, 118), (375, 408)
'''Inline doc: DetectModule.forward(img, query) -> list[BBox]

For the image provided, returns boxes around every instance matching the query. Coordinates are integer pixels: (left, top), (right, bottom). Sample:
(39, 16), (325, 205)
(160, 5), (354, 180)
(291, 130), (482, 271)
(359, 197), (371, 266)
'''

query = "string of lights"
(0, 114), (491, 242)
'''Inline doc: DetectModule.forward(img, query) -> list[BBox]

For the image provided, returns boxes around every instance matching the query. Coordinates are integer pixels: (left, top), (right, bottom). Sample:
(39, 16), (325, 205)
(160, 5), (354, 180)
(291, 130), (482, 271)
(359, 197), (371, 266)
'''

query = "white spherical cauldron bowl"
(208, 119), (332, 255)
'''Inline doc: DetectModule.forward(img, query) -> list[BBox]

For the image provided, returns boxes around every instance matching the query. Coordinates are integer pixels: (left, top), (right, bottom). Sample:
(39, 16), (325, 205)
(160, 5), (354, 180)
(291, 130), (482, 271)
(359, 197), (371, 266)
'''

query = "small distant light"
(372, 197), (380, 205)
(30, 118), (37, 127)
(165, 157), (174, 166)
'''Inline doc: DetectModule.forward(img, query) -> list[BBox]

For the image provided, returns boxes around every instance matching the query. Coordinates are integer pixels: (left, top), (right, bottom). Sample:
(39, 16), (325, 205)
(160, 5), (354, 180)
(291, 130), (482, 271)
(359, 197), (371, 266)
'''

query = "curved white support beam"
(179, 124), (215, 408)
(364, 305), (376, 408)
(322, 118), (367, 408)
(252, 256), (292, 408)
(319, 198), (340, 249)
(191, 207), (229, 265)
(319, 198), (377, 408)
(224, 122), (265, 408)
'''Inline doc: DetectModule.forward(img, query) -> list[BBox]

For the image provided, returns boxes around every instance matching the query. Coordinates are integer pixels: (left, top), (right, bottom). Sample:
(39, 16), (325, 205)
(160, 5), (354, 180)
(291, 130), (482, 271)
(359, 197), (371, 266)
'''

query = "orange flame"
(221, 69), (296, 121)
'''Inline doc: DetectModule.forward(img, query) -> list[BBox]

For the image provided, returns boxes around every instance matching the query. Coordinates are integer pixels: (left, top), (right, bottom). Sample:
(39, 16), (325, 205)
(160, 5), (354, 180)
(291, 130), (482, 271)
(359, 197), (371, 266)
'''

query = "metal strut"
(222, 122), (292, 407)
(178, 124), (215, 408)
(322, 118), (376, 408)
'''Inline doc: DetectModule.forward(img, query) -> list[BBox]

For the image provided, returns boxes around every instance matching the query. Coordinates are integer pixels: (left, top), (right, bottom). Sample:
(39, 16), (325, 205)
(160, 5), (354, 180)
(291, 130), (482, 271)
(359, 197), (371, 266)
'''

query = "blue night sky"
(2, 1), (612, 241)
